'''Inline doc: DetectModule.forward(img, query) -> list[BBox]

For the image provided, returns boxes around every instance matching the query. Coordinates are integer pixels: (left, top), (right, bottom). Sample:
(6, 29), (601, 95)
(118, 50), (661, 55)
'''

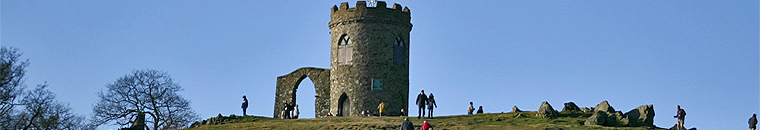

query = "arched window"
(338, 35), (353, 65)
(393, 36), (406, 65)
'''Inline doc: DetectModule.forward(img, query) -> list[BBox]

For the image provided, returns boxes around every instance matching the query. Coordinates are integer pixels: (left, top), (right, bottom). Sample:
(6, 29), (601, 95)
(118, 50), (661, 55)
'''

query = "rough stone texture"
(584, 101), (655, 127)
(584, 111), (607, 126)
(511, 106), (522, 113)
(328, 1), (411, 116)
(580, 107), (592, 113)
(537, 101), (558, 119)
(274, 67), (331, 118)
(624, 105), (655, 127)
(594, 101), (615, 113)
(562, 102), (581, 112)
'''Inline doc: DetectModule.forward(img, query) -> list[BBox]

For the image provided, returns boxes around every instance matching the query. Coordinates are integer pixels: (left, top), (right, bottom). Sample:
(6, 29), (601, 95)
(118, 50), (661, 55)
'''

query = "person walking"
(476, 106), (484, 114)
(467, 102), (474, 115)
(673, 105), (686, 130)
(422, 120), (433, 130)
(399, 118), (414, 130)
(416, 90), (428, 119)
(427, 93), (437, 118)
(400, 109), (406, 117)
(750, 113), (757, 130)
(378, 101), (386, 117)
(241, 95), (248, 116)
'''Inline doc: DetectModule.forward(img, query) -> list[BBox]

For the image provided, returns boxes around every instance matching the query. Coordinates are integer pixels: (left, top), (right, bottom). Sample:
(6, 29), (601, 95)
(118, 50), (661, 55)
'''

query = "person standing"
(378, 101), (386, 117)
(281, 100), (291, 119)
(476, 106), (484, 114)
(291, 104), (300, 119)
(427, 93), (437, 118)
(673, 105), (686, 130)
(399, 118), (414, 130)
(416, 90), (428, 119)
(750, 113), (757, 130)
(241, 95), (248, 116)
(467, 102), (474, 115)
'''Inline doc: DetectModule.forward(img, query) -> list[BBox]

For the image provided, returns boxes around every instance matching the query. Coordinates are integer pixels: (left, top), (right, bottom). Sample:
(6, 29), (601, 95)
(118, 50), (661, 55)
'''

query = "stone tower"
(328, 1), (412, 116)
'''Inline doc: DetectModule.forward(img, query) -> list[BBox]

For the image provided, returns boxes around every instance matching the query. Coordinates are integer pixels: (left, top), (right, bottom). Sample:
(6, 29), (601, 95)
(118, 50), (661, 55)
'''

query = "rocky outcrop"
(562, 102), (581, 112)
(624, 105), (655, 127)
(584, 111), (607, 126)
(511, 106), (522, 113)
(594, 101), (615, 113)
(584, 101), (655, 127)
(537, 101), (558, 119)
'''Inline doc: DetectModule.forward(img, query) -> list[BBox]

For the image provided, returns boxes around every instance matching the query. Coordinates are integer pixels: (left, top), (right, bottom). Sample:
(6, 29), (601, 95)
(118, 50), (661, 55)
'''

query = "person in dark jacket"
(750, 113), (757, 130)
(427, 93), (437, 118)
(673, 105), (686, 130)
(476, 106), (484, 114)
(416, 90), (428, 119)
(242, 95), (248, 116)
(399, 118), (414, 130)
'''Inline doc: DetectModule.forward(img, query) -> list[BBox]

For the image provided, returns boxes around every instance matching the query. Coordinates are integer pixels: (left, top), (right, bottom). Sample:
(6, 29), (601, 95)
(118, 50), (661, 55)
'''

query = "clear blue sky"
(2, 1), (758, 129)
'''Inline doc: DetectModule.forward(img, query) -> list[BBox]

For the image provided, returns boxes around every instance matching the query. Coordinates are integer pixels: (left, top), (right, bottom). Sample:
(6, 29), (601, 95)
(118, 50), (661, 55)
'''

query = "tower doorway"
(337, 93), (350, 116)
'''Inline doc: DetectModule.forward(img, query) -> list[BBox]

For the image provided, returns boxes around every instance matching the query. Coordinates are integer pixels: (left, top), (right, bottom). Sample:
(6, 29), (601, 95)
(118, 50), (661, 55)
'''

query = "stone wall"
(273, 67), (331, 118)
(328, 1), (412, 116)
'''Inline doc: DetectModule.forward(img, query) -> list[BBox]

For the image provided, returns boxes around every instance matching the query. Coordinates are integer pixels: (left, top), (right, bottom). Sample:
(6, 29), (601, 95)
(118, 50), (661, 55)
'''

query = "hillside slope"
(187, 112), (666, 130)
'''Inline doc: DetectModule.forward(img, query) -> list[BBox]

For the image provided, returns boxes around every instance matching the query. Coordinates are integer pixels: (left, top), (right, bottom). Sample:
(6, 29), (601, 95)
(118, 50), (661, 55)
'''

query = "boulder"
(537, 101), (558, 119)
(594, 101), (615, 113)
(580, 107), (592, 113)
(584, 111), (607, 126)
(562, 102), (581, 112)
(605, 111), (625, 127)
(624, 105), (655, 127)
(511, 106), (522, 113)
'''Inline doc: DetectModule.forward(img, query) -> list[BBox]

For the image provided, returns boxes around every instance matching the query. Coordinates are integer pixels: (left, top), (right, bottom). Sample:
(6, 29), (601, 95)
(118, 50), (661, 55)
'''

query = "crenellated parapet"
(328, 1), (412, 29)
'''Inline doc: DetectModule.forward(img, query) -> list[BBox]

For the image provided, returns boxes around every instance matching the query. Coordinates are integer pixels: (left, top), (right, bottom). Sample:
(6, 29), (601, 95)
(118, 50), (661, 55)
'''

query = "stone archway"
(337, 93), (349, 116)
(274, 67), (330, 118)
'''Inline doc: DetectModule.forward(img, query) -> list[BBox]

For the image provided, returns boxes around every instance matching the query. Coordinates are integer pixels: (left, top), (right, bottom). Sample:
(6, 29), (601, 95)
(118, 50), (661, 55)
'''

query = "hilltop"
(186, 112), (667, 130)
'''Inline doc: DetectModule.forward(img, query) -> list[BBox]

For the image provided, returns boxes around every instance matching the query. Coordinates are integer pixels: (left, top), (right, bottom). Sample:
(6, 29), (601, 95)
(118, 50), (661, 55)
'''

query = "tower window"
(393, 36), (406, 65)
(371, 78), (383, 90)
(338, 35), (353, 65)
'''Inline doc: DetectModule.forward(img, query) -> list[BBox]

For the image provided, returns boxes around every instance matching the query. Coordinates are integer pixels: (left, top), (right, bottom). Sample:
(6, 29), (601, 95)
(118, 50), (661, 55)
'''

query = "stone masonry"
(274, 1), (411, 118)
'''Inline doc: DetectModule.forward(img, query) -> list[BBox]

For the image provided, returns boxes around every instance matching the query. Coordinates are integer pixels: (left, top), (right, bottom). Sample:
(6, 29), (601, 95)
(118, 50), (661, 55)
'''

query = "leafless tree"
(92, 69), (199, 130)
(0, 47), (29, 128)
(15, 83), (87, 130)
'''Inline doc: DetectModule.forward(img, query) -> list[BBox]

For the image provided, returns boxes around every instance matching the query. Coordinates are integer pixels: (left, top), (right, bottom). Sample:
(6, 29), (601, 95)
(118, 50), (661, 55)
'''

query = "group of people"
(466, 102), (484, 115)
(279, 100), (300, 119)
(399, 118), (435, 130)
(415, 90), (438, 119)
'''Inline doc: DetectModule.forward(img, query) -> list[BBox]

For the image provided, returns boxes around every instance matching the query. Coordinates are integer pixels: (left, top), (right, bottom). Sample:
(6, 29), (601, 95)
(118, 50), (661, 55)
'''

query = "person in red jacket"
(422, 120), (433, 130)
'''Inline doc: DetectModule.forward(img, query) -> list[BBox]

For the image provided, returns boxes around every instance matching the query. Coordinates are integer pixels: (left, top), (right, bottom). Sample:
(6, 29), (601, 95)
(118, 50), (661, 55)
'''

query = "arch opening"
(337, 93), (350, 116)
(293, 76), (317, 118)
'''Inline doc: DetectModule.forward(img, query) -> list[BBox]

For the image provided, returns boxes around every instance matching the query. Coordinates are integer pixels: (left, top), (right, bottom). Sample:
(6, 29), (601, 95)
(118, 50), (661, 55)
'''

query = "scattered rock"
(624, 105), (655, 127)
(562, 102), (581, 112)
(511, 106), (522, 113)
(594, 101), (615, 113)
(514, 113), (527, 118)
(537, 101), (558, 119)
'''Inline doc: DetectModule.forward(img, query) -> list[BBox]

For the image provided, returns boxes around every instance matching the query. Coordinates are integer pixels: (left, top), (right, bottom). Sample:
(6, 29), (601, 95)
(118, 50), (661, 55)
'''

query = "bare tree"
(0, 47), (29, 128)
(92, 69), (199, 130)
(16, 83), (87, 130)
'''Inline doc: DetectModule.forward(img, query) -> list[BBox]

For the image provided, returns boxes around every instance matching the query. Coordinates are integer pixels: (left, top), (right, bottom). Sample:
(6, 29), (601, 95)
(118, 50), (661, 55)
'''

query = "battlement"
(331, 1), (410, 14)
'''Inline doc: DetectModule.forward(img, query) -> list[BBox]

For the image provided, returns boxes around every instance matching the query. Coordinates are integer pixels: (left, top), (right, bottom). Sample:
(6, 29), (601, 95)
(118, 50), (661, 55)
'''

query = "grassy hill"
(186, 111), (667, 130)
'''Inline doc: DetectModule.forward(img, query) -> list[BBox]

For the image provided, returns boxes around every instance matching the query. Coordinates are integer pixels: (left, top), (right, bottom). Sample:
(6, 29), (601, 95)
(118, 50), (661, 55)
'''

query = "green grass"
(185, 112), (665, 130)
